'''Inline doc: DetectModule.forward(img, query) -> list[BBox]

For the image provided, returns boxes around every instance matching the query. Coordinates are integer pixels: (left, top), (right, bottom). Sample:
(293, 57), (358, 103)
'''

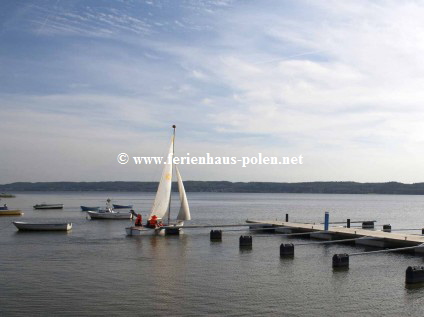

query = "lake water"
(1, 192), (424, 316)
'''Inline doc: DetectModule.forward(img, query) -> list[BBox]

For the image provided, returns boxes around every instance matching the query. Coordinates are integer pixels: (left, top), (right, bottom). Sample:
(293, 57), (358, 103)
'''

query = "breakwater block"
(406, 266), (424, 284)
(332, 254), (349, 268)
(165, 227), (180, 235)
(362, 221), (375, 229)
(239, 235), (252, 247)
(280, 243), (294, 257)
(383, 224), (391, 232)
(210, 230), (222, 241)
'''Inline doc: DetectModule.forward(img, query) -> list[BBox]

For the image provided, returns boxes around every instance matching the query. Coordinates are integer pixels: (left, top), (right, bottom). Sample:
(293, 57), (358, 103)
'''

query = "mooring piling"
(362, 221), (375, 229)
(383, 224), (392, 232)
(332, 254), (349, 268)
(239, 235), (253, 248)
(280, 243), (294, 257)
(210, 230), (222, 241)
(406, 266), (424, 284)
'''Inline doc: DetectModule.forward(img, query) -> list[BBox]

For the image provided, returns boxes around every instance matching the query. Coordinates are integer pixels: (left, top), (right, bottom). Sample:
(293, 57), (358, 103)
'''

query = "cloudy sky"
(1, 0), (424, 184)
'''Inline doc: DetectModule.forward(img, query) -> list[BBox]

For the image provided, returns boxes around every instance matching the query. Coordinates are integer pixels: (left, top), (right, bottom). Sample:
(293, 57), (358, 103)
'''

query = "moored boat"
(0, 204), (23, 216)
(33, 203), (64, 210)
(112, 204), (133, 209)
(0, 209), (23, 216)
(86, 198), (133, 220)
(80, 206), (100, 211)
(87, 210), (133, 219)
(0, 193), (16, 198)
(13, 221), (72, 231)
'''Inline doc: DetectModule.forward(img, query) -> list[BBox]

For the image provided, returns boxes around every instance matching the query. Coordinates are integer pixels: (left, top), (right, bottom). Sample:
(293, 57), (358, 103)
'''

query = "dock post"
(165, 227), (180, 235)
(285, 213), (289, 222)
(332, 254), (349, 268)
(324, 212), (329, 231)
(239, 235), (252, 248)
(422, 228), (424, 235)
(383, 224), (391, 232)
(406, 266), (424, 284)
(280, 243), (294, 257)
(362, 221), (375, 229)
(347, 219), (351, 228)
(210, 230), (222, 241)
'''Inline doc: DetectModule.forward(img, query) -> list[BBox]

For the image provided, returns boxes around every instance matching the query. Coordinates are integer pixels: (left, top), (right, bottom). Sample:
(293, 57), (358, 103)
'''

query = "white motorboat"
(126, 125), (191, 236)
(13, 221), (72, 231)
(87, 209), (133, 219)
(86, 198), (133, 220)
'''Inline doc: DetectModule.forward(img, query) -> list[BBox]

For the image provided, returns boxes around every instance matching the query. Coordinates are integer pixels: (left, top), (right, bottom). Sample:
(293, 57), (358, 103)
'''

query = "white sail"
(176, 166), (191, 221)
(150, 137), (174, 220)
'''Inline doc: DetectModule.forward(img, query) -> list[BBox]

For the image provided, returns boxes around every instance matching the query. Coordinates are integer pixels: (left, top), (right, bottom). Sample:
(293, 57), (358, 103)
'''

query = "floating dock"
(247, 219), (424, 254)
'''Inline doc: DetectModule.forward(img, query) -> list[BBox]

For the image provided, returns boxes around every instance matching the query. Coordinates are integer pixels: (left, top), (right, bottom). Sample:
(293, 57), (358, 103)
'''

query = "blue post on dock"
(324, 212), (329, 231)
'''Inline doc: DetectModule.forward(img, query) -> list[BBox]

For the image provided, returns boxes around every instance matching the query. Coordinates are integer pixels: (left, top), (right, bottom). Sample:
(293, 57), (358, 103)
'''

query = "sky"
(1, 0), (424, 184)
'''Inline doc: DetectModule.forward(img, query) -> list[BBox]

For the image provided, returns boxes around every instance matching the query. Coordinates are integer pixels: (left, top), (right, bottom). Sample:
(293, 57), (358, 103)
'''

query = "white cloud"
(2, 0), (424, 183)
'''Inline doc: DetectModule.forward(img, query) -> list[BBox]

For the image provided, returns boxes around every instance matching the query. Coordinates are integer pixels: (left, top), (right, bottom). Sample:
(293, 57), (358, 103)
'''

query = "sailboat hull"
(125, 226), (165, 236)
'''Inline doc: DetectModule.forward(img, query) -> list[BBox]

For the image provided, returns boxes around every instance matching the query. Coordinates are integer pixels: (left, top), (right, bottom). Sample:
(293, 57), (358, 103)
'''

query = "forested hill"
(1, 181), (424, 194)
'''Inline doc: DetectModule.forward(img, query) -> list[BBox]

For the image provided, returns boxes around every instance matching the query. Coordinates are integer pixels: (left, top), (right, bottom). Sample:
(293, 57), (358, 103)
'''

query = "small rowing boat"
(80, 206), (100, 211)
(0, 209), (23, 216)
(112, 204), (133, 209)
(0, 205), (23, 216)
(13, 221), (72, 231)
(33, 203), (64, 210)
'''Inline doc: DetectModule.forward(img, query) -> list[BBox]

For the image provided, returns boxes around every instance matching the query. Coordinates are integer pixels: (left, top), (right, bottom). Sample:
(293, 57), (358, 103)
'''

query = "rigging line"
(0, 222), (13, 231)
(252, 230), (329, 237)
(389, 228), (423, 231)
(220, 227), (281, 232)
(293, 236), (371, 246)
(348, 243), (424, 256)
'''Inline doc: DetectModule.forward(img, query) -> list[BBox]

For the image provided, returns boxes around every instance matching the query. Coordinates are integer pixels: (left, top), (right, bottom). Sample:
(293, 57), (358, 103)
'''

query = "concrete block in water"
(362, 221), (375, 229)
(406, 266), (424, 284)
(383, 224), (391, 232)
(165, 227), (180, 235)
(210, 230), (222, 241)
(280, 243), (294, 257)
(239, 235), (252, 247)
(332, 254), (349, 268)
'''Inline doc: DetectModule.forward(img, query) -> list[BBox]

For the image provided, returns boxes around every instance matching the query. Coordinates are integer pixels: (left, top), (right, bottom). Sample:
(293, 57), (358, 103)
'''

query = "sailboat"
(126, 125), (191, 236)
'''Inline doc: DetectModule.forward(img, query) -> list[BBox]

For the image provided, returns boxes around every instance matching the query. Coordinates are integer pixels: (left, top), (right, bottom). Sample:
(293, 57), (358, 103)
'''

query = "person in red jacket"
(131, 210), (143, 227)
(149, 215), (158, 227)
(135, 214), (142, 226)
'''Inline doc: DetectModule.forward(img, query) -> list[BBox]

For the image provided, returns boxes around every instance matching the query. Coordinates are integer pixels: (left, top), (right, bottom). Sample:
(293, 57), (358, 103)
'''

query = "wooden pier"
(247, 219), (424, 253)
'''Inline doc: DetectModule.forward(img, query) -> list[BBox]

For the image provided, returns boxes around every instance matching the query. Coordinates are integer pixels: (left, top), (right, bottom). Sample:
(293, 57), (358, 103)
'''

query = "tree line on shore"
(1, 181), (424, 194)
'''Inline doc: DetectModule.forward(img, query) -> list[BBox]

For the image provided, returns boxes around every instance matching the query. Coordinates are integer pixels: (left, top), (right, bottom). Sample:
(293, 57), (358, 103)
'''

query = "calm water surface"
(1, 192), (424, 316)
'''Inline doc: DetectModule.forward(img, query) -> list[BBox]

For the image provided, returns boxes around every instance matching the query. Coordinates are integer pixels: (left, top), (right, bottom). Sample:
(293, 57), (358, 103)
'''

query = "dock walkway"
(247, 219), (424, 252)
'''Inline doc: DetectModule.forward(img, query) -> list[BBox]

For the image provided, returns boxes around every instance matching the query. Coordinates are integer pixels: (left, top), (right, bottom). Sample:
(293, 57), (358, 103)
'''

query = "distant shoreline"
(1, 181), (424, 195)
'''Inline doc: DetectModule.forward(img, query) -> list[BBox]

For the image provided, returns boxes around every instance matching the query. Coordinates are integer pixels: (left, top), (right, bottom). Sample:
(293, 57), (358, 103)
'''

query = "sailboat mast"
(167, 124), (176, 225)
